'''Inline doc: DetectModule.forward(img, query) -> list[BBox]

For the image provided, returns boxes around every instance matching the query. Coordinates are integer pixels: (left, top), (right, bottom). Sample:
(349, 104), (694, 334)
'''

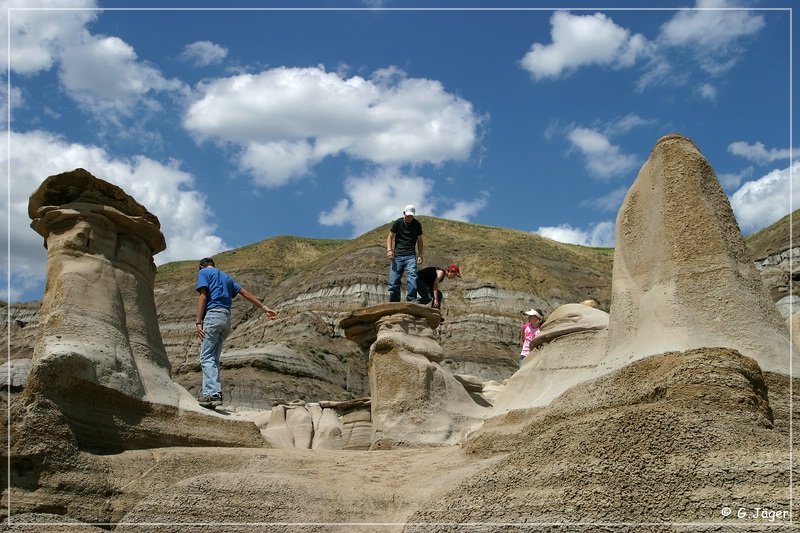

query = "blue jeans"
(388, 255), (418, 302)
(199, 307), (231, 398)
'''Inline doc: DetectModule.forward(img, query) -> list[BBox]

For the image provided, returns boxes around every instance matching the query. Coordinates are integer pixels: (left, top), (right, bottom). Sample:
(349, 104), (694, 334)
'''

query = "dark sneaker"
(199, 393), (223, 409)
(198, 398), (215, 409)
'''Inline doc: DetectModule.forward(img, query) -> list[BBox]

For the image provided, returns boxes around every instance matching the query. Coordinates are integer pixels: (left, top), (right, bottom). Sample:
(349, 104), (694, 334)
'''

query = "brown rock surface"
(410, 348), (795, 530)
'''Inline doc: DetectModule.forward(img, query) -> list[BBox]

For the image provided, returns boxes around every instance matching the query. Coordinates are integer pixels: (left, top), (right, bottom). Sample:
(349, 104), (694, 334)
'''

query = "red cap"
(447, 263), (461, 277)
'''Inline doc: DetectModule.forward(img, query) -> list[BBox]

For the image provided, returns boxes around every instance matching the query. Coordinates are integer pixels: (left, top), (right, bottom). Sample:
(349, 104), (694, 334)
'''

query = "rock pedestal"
(27, 168), (194, 408)
(16, 169), (267, 456)
(340, 303), (490, 448)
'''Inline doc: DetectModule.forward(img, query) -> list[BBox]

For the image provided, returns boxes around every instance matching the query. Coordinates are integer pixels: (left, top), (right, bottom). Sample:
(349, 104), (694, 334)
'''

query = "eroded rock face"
(607, 134), (793, 375)
(491, 303), (610, 413)
(27, 168), (194, 408)
(414, 347), (789, 525)
(488, 134), (794, 418)
(256, 398), (372, 450)
(342, 303), (490, 448)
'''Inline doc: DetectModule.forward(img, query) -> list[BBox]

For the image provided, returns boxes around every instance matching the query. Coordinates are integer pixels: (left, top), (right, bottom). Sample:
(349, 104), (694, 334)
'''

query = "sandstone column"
(27, 168), (194, 407)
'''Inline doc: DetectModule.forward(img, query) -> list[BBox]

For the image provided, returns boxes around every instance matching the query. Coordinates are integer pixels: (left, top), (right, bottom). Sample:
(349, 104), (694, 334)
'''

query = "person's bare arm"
(195, 288), (208, 339)
(433, 269), (444, 306)
(237, 287), (278, 320)
(386, 231), (395, 262)
(416, 234), (424, 264)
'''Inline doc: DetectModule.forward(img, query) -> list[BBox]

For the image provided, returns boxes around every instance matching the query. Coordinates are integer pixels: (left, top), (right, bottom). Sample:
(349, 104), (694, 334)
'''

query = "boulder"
(776, 294), (799, 319)
(491, 304), (610, 413)
(529, 302), (609, 349)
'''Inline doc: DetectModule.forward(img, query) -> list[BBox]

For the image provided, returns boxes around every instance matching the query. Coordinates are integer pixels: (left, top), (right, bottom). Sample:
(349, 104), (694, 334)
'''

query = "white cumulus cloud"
(2, 1), (185, 120)
(439, 193), (489, 222)
(183, 65), (483, 187)
(660, 0), (765, 50)
(520, 11), (651, 80)
(730, 160), (799, 234)
(59, 33), (185, 115)
(536, 221), (616, 248)
(1, 0), (98, 74)
(567, 127), (640, 179)
(181, 40), (228, 67)
(659, 0), (765, 75)
(319, 168), (437, 237)
(728, 141), (795, 165)
(318, 167), (488, 237)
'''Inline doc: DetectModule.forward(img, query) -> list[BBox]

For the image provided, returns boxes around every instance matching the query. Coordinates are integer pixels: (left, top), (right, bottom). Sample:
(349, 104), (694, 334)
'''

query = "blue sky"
(2, 0), (796, 303)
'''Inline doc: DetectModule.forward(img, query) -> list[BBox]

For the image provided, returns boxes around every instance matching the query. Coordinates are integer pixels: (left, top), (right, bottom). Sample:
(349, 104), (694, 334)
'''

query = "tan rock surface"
(14, 169), (269, 460)
(607, 134), (793, 375)
(4, 347), (794, 531)
(26, 168), (195, 409)
(411, 348), (795, 530)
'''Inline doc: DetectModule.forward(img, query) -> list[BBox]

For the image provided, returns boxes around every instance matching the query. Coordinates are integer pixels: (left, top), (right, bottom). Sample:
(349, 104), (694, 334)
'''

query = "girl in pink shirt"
(519, 308), (544, 366)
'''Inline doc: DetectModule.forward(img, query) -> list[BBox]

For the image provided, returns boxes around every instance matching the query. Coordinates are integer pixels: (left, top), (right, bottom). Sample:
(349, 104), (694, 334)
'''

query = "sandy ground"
(101, 443), (506, 532)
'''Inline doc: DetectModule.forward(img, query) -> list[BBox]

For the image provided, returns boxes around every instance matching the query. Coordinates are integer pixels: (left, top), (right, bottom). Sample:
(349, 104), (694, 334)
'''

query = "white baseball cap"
(522, 309), (542, 318)
(403, 204), (416, 216)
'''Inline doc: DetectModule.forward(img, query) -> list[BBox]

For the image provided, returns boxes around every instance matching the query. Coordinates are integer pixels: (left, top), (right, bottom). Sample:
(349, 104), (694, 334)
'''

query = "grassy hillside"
(155, 210), (789, 295)
(155, 235), (348, 286)
(746, 209), (798, 260)
(155, 216), (616, 294)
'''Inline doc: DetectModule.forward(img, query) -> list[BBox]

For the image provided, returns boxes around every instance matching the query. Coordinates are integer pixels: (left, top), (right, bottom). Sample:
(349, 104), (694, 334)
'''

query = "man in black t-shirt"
(386, 204), (424, 302)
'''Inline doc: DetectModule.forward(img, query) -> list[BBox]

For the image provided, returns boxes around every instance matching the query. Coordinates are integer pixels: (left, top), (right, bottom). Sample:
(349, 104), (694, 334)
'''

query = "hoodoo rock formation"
(606, 133), (794, 375)
(13, 168), (265, 457)
(340, 303), (491, 448)
(27, 168), (192, 408)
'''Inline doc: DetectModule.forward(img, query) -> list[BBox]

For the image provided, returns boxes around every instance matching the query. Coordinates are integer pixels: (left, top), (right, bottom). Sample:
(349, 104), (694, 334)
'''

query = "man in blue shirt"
(386, 204), (424, 302)
(195, 257), (277, 408)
